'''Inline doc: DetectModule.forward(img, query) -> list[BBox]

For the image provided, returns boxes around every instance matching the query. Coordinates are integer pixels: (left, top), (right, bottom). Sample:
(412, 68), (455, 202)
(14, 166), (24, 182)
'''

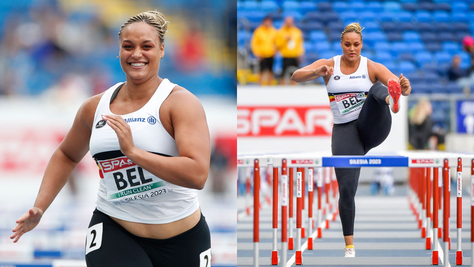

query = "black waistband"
(328, 91), (368, 97)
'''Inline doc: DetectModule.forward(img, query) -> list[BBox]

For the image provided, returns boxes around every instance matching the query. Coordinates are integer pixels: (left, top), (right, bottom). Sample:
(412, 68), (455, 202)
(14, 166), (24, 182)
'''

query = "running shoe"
(344, 248), (356, 257)
(388, 78), (401, 114)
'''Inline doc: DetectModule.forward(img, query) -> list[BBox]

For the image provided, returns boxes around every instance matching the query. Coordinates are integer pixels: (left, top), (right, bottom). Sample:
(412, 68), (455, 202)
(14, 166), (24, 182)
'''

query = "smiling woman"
(10, 10), (212, 267)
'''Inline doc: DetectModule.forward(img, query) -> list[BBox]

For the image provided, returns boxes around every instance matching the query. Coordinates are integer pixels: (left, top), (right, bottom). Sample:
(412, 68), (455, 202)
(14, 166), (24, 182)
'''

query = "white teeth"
(130, 63), (145, 66)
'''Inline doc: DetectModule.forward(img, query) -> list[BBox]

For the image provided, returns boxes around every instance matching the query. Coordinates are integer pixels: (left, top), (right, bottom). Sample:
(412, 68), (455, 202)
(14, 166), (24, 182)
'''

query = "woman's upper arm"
(166, 88), (210, 166)
(58, 95), (101, 163)
(369, 60), (398, 86)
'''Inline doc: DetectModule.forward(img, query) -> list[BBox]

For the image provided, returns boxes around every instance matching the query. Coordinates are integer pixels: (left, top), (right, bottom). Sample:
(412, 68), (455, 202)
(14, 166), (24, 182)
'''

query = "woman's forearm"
(291, 68), (319, 83)
(128, 148), (208, 190)
(33, 149), (78, 212)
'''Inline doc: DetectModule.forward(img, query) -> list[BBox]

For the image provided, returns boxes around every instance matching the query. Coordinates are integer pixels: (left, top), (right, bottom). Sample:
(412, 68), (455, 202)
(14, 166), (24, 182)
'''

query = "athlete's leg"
(85, 209), (153, 267)
(138, 213), (212, 267)
(332, 121), (364, 244)
(356, 82), (392, 153)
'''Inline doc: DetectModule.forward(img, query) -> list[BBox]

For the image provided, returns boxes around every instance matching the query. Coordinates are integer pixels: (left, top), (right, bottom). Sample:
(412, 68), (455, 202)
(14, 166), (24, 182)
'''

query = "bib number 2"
(86, 223), (103, 255)
(199, 248), (212, 267)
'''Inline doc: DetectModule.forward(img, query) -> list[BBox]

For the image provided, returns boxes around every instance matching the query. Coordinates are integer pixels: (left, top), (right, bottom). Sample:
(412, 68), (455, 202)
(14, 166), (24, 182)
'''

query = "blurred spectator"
(276, 16), (304, 85)
(175, 24), (206, 72)
(251, 16), (277, 85)
(409, 98), (444, 150)
(371, 167), (394, 196)
(447, 55), (467, 81)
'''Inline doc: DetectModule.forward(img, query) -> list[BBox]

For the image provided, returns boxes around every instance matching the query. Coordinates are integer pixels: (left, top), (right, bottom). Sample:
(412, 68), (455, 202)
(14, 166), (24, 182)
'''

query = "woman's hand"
(315, 65), (334, 77)
(102, 114), (136, 156)
(399, 73), (411, 96)
(10, 207), (44, 243)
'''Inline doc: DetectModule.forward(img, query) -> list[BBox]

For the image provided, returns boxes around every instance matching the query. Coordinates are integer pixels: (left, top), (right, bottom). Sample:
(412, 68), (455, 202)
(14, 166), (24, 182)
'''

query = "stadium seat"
(339, 11), (358, 23)
(419, 2), (437, 12)
(314, 41), (331, 53)
(415, 22), (433, 33)
(261, 1), (280, 12)
(304, 42), (315, 54)
(434, 3), (451, 12)
(328, 32), (342, 42)
(242, 1), (260, 11)
(299, 1), (317, 15)
(367, 2), (383, 13)
(350, 2), (366, 13)
(445, 82), (464, 94)
(425, 43), (442, 52)
(403, 31), (421, 43)
(397, 11), (413, 23)
(399, 22), (416, 32)
(415, 11), (432, 23)
(282, 1), (300, 12)
(429, 83), (445, 94)
(331, 41), (343, 54)
(411, 83), (431, 94)
(399, 61), (417, 75)
(399, 52), (415, 62)
(391, 42), (409, 57)
(310, 30), (327, 42)
(332, 1), (348, 13)
(452, 2), (468, 13)
(317, 2), (332, 12)
(375, 51), (393, 63)
(442, 42), (461, 54)
(433, 11), (451, 23)
(401, 3), (417, 12)
(438, 32), (456, 42)
(452, 12), (469, 23)
(379, 12), (397, 22)
(384, 1), (402, 11)
(328, 21), (344, 33)
(381, 22), (398, 32)
(319, 12), (339, 24)
(432, 22), (450, 32)
(360, 11), (377, 24)
(364, 31), (387, 47)
(387, 32), (403, 41)
(414, 51), (433, 67)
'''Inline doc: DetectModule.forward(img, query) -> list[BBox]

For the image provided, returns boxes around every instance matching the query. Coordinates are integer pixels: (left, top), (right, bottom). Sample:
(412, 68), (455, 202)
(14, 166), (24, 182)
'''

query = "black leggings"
(85, 209), (212, 267)
(331, 82), (391, 236)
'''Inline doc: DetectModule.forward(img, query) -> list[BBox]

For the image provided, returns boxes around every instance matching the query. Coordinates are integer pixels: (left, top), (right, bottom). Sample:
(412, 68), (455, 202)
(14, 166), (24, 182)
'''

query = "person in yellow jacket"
(251, 16), (277, 85)
(276, 16), (304, 85)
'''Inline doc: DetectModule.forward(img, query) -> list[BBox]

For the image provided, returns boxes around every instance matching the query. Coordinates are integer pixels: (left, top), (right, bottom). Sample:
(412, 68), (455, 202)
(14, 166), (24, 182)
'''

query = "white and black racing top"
(89, 79), (199, 224)
(326, 55), (374, 124)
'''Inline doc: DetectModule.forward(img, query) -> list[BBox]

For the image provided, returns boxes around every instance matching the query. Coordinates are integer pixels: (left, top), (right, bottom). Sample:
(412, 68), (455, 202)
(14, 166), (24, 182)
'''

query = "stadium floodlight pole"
(432, 166), (440, 265)
(289, 167), (294, 250)
(272, 162), (279, 265)
(295, 167), (303, 265)
(253, 159), (260, 267)
(317, 168), (323, 238)
(281, 159), (288, 267)
(307, 168), (314, 250)
(426, 167), (432, 250)
(443, 158), (450, 267)
(471, 159), (474, 267)
(456, 158), (462, 265)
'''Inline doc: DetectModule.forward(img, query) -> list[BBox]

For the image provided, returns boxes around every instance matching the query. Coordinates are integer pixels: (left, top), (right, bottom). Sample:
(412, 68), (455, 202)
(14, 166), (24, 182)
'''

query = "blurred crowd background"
(0, 0), (236, 266)
(237, 0), (474, 152)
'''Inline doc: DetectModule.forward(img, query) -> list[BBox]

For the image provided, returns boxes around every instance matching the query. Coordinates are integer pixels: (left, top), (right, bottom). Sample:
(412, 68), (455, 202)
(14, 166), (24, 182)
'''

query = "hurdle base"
(421, 227), (426, 238)
(295, 251), (302, 265)
(426, 237), (431, 250)
(432, 250), (438, 265)
(326, 219), (329, 229)
(438, 228), (442, 238)
(317, 227), (322, 238)
(271, 250), (278, 265)
(418, 219), (422, 229)
(456, 251), (462, 265)
(302, 227), (305, 238)
(308, 237), (313, 250)
(289, 237), (294, 250)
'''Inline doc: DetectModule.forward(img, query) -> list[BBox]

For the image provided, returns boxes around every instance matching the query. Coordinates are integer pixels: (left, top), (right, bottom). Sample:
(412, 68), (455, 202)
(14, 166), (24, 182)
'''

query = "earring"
(117, 55), (120, 58)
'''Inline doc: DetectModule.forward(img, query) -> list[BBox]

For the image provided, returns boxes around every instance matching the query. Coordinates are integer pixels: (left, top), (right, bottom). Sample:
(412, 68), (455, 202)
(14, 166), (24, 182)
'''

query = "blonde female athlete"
(11, 11), (212, 266)
(292, 23), (411, 257)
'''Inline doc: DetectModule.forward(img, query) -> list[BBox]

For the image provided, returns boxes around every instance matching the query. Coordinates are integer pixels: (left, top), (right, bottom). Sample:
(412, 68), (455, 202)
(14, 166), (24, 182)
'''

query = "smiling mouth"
(129, 62), (148, 67)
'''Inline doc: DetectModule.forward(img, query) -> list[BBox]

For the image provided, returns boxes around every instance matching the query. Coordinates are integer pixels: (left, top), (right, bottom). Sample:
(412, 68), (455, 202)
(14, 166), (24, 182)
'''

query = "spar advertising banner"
(457, 100), (474, 134)
(238, 86), (407, 154)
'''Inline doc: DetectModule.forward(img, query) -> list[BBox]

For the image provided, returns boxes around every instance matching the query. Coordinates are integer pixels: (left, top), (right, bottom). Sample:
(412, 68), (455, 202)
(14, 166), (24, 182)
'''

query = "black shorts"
(282, 57), (299, 76)
(85, 209), (212, 267)
(259, 57), (274, 72)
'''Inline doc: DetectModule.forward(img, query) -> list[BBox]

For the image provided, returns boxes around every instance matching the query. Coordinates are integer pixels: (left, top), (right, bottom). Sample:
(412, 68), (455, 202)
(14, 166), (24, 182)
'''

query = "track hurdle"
(471, 159), (474, 267)
(456, 158), (463, 265)
(253, 159), (260, 267)
(426, 167), (432, 250)
(281, 159), (288, 267)
(432, 166), (440, 265)
(237, 152), (473, 267)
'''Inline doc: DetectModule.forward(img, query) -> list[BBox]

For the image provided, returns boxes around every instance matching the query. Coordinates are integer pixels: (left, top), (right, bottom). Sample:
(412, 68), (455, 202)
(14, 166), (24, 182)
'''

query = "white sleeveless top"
(89, 79), (199, 224)
(326, 55), (374, 124)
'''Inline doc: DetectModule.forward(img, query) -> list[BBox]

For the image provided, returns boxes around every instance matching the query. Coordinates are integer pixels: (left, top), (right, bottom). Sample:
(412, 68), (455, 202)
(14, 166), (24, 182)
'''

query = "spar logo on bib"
(99, 157), (136, 173)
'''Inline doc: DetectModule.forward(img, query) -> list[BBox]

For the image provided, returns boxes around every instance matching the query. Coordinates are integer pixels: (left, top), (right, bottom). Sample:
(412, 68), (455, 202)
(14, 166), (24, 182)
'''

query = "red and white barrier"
(443, 159), (450, 266)
(316, 168), (323, 238)
(281, 159), (288, 267)
(253, 159), (260, 267)
(307, 168), (314, 250)
(456, 158), (462, 265)
(272, 163), (278, 265)
(426, 167), (432, 250)
(295, 168), (303, 265)
(289, 167), (294, 250)
(432, 166), (440, 265)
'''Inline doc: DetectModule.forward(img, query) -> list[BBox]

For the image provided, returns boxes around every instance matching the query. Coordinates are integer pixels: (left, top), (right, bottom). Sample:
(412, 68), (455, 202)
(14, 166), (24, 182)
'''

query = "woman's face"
(119, 22), (164, 84)
(341, 32), (362, 62)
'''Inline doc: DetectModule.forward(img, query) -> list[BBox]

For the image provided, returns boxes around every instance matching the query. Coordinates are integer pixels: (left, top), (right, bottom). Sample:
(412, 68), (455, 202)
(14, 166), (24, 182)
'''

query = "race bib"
(97, 156), (169, 202)
(335, 92), (366, 115)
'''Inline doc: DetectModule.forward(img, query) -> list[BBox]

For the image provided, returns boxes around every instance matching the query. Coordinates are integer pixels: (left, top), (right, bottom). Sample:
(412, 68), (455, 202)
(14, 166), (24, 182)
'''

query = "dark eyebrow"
(122, 40), (155, 44)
